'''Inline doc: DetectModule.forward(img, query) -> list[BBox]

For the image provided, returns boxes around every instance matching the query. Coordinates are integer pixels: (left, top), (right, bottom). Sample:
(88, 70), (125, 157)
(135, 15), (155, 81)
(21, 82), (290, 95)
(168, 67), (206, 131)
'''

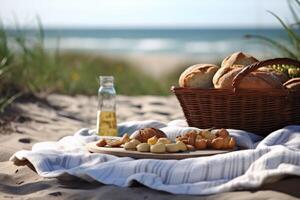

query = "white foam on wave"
(44, 37), (177, 52)
(36, 36), (269, 56)
(134, 38), (175, 51)
(184, 40), (244, 54)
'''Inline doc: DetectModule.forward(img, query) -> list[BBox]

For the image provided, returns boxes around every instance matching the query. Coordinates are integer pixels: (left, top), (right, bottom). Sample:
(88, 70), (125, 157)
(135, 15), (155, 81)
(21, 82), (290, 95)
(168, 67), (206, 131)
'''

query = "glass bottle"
(96, 76), (117, 136)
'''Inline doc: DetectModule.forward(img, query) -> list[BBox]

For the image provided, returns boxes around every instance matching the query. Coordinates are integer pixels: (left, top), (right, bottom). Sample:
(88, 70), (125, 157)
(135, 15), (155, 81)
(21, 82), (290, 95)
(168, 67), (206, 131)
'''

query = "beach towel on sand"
(10, 120), (300, 195)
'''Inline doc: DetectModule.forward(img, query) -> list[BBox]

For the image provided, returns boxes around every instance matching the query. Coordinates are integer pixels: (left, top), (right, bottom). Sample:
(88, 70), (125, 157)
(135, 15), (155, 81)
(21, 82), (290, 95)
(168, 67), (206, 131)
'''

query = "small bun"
(130, 128), (166, 143)
(221, 52), (258, 68)
(179, 64), (219, 88)
(258, 67), (288, 83)
(284, 78), (300, 91)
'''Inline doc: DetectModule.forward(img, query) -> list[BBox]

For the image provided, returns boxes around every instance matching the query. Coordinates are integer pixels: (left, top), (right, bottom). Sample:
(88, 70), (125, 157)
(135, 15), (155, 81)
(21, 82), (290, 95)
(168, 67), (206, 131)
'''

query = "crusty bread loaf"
(221, 52), (258, 68)
(179, 64), (219, 88)
(130, 128), (167, 143)
(284, 78), (300, 91)
(213, 66), (284, 89)
(214, 52), (285, 89)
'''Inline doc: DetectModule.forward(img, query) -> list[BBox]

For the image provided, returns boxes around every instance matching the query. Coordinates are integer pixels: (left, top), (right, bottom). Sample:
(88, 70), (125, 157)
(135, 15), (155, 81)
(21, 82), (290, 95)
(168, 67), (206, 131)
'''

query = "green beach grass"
(0, 24), (177, 112)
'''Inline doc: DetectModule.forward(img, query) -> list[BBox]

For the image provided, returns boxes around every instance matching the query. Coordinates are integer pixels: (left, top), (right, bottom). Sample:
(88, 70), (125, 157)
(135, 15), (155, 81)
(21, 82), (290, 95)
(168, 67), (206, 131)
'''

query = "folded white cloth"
(10, 120), (300, 195)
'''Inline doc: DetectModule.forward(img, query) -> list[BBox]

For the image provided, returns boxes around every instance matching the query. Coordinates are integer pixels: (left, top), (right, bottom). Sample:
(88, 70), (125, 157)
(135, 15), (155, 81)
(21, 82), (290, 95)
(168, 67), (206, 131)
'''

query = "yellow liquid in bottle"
(97, 111), (117, 136)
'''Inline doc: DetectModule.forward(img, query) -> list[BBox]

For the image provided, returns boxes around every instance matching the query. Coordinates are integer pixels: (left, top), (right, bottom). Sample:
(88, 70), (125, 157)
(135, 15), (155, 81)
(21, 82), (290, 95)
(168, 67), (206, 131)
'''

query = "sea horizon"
(5, 27), (289, 59)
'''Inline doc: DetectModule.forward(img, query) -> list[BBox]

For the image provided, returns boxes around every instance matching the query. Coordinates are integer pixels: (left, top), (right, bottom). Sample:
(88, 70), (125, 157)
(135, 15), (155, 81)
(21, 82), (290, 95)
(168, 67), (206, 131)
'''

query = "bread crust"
(130, 128), (167, 143)
(179, 64), (219, 88)
(213, 67), (283, 89)
(258, 67), (288, 83)
(213, 66), (239, 88)
(221, 52), (258, 68)
(214, 53), (285, 89)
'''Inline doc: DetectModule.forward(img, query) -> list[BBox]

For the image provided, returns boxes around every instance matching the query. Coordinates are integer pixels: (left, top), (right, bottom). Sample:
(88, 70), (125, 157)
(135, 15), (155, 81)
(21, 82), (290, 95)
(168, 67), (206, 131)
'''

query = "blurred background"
(0, 0), (299, 107)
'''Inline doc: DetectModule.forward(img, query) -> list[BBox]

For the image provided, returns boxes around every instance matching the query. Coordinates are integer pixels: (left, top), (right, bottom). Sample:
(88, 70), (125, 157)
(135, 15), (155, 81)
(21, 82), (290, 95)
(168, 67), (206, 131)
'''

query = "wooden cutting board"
(86, 142), (234, 160)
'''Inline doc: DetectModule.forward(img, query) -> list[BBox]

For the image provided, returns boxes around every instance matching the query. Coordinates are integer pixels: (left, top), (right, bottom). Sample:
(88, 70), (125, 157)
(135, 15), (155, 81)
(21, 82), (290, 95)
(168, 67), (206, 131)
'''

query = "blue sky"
(0, 0), (293, 28)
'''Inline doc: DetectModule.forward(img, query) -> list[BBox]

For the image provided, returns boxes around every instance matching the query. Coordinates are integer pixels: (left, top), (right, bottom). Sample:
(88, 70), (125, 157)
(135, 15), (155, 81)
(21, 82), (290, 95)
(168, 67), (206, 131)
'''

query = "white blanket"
(10, 120), (300, 195)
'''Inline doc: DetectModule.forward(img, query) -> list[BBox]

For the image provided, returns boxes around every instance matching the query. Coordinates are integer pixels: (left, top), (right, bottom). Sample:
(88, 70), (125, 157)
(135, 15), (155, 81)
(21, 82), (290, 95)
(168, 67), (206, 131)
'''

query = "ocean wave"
(134, 38), (175, 51)
(40, 37), (268, 55)
(184, 40), (244, 54)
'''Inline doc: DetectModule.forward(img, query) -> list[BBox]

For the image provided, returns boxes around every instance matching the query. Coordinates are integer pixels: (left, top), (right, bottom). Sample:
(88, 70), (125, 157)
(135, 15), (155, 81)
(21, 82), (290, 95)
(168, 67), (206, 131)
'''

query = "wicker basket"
(172, 58), (300, 136)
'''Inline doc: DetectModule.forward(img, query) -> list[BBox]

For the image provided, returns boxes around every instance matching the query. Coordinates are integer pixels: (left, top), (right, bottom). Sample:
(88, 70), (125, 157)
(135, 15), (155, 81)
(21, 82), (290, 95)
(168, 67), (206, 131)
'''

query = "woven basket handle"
(232, 58), (300, 91)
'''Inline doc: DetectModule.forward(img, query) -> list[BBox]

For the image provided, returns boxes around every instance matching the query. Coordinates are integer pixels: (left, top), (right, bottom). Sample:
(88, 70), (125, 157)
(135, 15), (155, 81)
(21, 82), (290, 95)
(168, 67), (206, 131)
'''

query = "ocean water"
(7, 28), (288, 57)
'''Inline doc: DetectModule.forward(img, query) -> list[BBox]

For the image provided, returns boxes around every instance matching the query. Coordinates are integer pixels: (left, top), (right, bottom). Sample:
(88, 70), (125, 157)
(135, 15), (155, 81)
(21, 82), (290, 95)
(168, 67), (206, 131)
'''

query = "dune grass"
(0, 22), (20, 112)
(50, 52), (168, 95)
(246, 0), (300, 61)
(6, 47), (169, 96)
(245, 0), (300, 78)
(0, 24), (171, 112)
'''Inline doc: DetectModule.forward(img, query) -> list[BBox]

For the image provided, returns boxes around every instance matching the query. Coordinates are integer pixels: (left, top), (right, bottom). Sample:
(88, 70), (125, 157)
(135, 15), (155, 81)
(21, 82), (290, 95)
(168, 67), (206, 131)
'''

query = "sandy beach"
(119, 53), (220, 78)
(0, 94), (299, 199)
(89, 52), (201, 78)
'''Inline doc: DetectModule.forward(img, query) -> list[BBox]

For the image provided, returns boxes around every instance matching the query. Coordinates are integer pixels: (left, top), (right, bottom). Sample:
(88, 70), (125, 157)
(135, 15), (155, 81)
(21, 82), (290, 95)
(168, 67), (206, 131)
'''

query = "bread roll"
(179, 64), (219, 88)
(124, 139), (140, 150)
(124, 142), (137, 150)
(258, 66), (288, 83)
(284, 78), (300, 91)
(194, 138), (207, 150)
(176, 141), (187, 151)
(213, 66), (284, 89)
(165, 143), (180, 153)
(130, 128), (166, 143)
(120, 133), (130, 144)
(147, 136), (158, 145)
(221, 52), (258, 68)
(150, 143), (166, 153)
(157, 138), (171, 144)
(136, 143), (150, 152)
(211, 138), (223, 149)
(96, 139), (107, 147)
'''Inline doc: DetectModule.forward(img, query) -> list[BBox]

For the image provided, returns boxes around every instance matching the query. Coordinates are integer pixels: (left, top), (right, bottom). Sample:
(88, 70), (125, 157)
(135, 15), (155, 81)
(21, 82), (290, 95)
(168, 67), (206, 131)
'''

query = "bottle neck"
(99, 76), (114, 88)
(101, 82), (114, 88)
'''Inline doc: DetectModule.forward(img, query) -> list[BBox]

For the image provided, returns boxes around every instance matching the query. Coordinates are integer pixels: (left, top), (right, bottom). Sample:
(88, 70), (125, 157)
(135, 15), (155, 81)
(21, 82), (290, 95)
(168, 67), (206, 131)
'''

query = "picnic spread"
(10, 51), (300, 195)
(10, 122), (300, 195)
